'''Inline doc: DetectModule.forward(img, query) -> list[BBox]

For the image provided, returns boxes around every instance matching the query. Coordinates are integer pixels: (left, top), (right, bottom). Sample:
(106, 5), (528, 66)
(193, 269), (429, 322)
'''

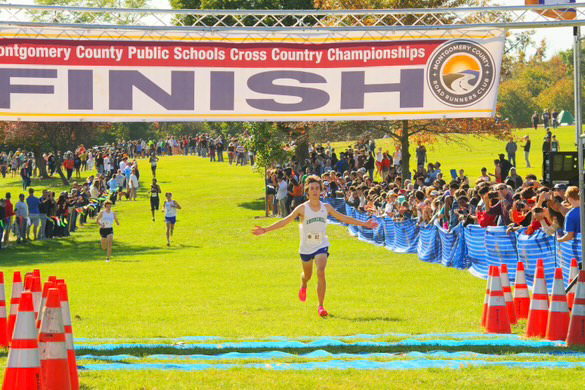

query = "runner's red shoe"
(298, 287), (307, 302)
(318, 306), (328, 317)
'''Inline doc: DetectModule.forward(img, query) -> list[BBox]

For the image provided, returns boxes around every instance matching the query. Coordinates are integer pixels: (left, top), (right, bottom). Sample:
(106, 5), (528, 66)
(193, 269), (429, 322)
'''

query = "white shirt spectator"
(393, 150), (402, 166)
(15, 200), (28, 218)
(276, 179), (288, 200)
(90, 184), (99, 198)
(130, 173), (139, 189)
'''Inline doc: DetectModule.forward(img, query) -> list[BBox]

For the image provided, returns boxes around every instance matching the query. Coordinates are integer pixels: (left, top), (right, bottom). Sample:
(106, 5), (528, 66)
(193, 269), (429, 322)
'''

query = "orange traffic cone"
(485, 267), (511, 334)
(514, 261), (530, 320)
(545, 268), (570, 341)
(526, 267), (549, 338)
(0, 273), (8, 348)
(24, 274), (33, 292)
(7, 272), (23, 345)
(32, 270), (40, 279)
(36, 282), (54, 331)
(1, 291), (42, 390)
(568, 258), (579, 310)
(39, 288), (71, 390)
(56, 283), (79, 390)
(537, 258), (544, 269)
(566, 270), (585, 346)
(48, 277), (57, 283)
(31, 277), (42, 325)
(500, 264), (517, 325)
(481, 266), (493, 328)
(0, 272), (9, 348)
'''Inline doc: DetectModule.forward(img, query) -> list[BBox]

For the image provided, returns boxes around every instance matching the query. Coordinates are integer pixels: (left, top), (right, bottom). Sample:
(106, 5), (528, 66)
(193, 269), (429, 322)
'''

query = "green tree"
(498, 79), (538, 128)
(243, 122), (293, 216)
(34, 0), (150, 24)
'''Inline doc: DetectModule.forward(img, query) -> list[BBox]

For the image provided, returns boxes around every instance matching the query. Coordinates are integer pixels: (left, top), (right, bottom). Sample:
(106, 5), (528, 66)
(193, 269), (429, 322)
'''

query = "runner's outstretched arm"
(325, 204), (378, 229)
(251, 205), (302, 235)
(96, 211), (104, 227)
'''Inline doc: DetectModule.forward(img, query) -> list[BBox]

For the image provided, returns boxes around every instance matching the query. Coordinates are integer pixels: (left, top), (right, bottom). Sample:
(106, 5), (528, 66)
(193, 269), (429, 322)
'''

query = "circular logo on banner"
(427, 40), (496, 107)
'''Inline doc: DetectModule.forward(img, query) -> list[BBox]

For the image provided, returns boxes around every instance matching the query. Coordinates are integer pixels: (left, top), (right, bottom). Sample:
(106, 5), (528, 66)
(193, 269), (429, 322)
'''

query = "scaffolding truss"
(0, 3), (585, 32)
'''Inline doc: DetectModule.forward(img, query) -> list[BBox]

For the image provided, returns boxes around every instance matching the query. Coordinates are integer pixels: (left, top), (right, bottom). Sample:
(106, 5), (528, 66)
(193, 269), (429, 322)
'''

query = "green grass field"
(0, 126), (584, 388)
(332, 125), (577, 182)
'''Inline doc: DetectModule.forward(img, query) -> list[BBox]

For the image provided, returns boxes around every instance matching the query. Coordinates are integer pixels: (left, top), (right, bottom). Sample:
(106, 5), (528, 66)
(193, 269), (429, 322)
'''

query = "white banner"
(0, 27), (505, 122)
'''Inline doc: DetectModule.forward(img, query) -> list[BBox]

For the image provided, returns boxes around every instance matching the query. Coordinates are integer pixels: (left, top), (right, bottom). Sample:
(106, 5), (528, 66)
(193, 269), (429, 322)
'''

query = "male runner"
(252, 175), (378, 317)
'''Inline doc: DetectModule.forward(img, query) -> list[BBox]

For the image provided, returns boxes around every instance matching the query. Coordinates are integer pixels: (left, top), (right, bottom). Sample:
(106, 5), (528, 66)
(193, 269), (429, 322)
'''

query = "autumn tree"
(0, 122), (110, 185)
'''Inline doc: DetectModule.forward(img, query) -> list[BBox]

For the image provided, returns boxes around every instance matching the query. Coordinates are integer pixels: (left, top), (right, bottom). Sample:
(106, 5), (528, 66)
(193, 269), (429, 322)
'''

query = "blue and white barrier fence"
(323, 198), (582, 292)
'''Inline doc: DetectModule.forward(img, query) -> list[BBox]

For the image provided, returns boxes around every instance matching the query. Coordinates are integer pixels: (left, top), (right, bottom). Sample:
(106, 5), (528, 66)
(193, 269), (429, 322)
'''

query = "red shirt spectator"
(477, 209), (497, 228)
(5, 198), (14, 218)
(64, 159), (74, 170)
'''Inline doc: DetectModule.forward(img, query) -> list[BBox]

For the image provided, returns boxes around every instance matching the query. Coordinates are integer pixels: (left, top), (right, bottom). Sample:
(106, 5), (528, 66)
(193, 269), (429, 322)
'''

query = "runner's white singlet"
(101, 210), (115, 228)
(299, 201), (330, 255)
(165, 201), (178, 217)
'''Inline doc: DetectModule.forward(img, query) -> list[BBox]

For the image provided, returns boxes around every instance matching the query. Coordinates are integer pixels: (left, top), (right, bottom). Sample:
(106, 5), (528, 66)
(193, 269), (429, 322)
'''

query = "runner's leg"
(314, 253), (328, 307)
(106, 234), (113, 259)
(301, 259), (313, 289)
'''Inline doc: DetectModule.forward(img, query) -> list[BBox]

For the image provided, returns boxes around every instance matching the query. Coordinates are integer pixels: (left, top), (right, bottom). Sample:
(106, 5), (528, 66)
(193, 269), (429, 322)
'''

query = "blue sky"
(506, 0), (574, 57)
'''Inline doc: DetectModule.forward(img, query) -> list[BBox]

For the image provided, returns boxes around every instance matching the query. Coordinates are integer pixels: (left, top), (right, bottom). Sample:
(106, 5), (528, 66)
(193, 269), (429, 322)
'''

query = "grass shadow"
(238, 198), (265, 211)
(0, 237), (171, 267)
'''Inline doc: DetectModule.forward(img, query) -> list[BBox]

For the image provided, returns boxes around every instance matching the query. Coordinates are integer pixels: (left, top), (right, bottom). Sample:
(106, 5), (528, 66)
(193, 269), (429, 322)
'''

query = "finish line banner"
(0, 28), (505, 122)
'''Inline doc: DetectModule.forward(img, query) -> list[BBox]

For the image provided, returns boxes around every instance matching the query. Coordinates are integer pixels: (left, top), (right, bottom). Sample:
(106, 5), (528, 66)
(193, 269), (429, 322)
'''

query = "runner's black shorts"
(99, 228), (113, 238)
(150, 197), (160, 211)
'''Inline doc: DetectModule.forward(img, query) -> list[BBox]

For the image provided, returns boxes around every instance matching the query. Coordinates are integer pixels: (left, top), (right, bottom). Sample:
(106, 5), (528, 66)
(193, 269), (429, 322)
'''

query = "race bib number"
(306, 232), (323, 245)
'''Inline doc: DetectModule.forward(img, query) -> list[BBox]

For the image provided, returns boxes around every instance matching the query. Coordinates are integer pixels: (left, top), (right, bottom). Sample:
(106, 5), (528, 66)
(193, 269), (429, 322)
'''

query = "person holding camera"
(476, 187), (498, 227)
(487, 184), (513, 225)
(538, 192), (565, 236)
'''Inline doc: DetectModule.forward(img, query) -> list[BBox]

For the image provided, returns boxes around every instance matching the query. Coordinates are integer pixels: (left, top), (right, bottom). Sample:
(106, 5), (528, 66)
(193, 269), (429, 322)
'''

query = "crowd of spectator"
(0, 143), (145, 248)
(1, 130), (580, 249)
(265, 139), (581, 243)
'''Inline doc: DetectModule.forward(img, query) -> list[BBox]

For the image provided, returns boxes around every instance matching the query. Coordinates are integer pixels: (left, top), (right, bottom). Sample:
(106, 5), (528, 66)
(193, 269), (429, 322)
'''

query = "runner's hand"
(363, 219), (379, 229)
(251, 226), (266, 235)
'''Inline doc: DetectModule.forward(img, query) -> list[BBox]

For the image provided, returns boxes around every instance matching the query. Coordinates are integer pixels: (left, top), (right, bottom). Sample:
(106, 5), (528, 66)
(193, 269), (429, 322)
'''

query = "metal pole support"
(574, 26), (585, 265)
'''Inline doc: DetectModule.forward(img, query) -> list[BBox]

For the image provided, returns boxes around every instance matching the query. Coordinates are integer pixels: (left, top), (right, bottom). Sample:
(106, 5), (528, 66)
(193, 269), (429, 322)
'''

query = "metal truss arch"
(0, 3), (585, 33)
